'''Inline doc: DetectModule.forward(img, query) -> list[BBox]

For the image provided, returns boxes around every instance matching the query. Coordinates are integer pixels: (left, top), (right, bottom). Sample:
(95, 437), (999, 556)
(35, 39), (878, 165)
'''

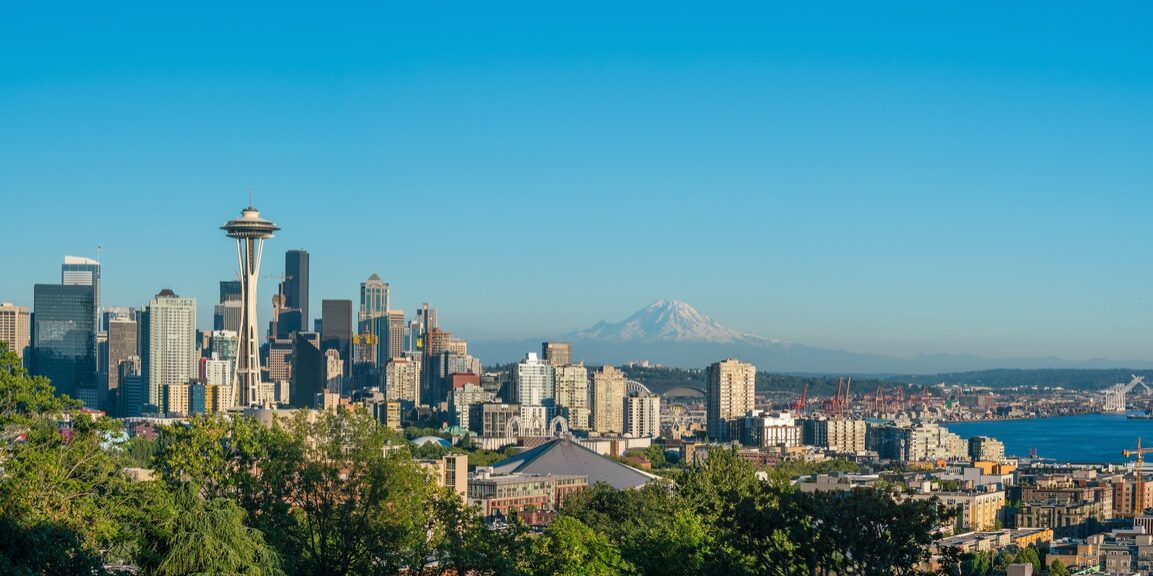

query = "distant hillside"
(889, 368), (1153, 391)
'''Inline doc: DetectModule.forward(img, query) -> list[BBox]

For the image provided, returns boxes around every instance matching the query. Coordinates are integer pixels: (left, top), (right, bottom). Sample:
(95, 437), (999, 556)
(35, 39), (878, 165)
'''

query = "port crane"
(791, 383), (809, 415)
(1104, 375), (1151, 412)
(1123, 437), (1153, 516)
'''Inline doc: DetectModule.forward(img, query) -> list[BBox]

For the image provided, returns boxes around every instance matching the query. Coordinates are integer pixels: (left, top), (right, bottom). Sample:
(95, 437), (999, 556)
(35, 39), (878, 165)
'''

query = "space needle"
(222, 205), (279, 407)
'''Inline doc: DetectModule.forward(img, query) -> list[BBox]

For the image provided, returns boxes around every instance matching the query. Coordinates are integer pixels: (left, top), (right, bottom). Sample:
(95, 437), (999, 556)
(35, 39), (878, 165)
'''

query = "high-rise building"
(213, 300), (242, 333)
(265, 339), (293, 383)
(0, 302), (31, 359)
(385, 310), (405, 363)
(203, 353), (234, 412)
(385, 357), (421, 405)
(105, 315), (137, 411)
(145, 290), (197, 411)
(289, 332), (323, 408)
(284, 250), (309, 330)
(591, 365), (626, 435)
(117, 356), (144, 417)
(325, 349), (344, 395)
(61, 256), (101, 333)
(219, 280), (242, 303)
(514, 353), (555, 431)
(221, 206), (279, 407)
(321, 299), (352, 378)
(542, 342), (573, 367)
(625, 392), (662, 438)
(706, 358), (756, 442)
(554, 363), (590, 430)
(31, 284), (96, 402)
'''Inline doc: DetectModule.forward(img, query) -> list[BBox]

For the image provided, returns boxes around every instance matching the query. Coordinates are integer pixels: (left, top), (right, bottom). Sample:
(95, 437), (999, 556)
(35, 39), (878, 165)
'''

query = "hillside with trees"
(1, 342), (954, 575)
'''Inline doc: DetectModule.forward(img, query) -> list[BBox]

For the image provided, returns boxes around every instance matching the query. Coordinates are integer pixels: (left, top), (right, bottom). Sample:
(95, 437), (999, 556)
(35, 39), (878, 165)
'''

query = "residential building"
(625, 391), (662, 438)
(803, 418), (868, 453)
(419, 454), (469, 500)
(706, 358), (756, 442)
(969, 436), (1006, 462)
(144, 290), (197, 409)
(913, 489), (1006, 532)
(477, 401), (520, 437)
(554, 363), (590, 430)
(0, 302), (30, 359)
(591, 365), (627, 434)
(741, 410), (801, 448)
(385, 357), (420, 404)
(514, 353), (555, 428)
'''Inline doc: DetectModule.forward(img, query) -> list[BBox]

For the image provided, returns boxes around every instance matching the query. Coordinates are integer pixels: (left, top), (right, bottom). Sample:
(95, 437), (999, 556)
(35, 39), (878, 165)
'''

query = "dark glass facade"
(31, 284), (96, 398)
(320, 299), (351, 377)
(285, 250), (309, 329)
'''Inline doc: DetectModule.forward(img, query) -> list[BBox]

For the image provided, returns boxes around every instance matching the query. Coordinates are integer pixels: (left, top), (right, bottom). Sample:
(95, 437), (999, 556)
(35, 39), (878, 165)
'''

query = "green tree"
(0, 342), (79, 425)
(1048, 558), (1070, 576)
(560, 482), (707, 576)
(152, 488), (283, 576)
(532, 516), (634, 576)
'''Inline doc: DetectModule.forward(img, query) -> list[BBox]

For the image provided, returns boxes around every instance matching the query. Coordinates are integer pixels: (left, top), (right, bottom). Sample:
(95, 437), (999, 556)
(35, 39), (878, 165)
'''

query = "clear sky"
(2, 2), (1151, 362)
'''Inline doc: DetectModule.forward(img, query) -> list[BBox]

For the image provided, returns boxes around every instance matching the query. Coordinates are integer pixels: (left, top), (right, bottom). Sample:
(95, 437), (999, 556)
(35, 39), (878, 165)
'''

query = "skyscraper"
(359, 273), (388, 368)
(31, 284), (96, 402)
(706, 358), (756, 442)
(542, 342), (573, 367)
(321, 299), (352, 378)
(219, 280), (242, 303)
(222, 206), (279, 407)
(289, 331), (323, 408)
(284, 249), (309, 330)
(105, 315), (137, 412)
(0, 302), (31, 359)
(145, 290), (197, 411)
(61, 256), (101, 333)
(591, 365), (626, 434)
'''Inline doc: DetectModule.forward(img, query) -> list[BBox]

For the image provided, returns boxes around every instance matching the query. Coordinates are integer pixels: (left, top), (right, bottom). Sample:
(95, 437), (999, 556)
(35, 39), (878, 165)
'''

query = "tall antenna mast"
(97, 245), (103, 263)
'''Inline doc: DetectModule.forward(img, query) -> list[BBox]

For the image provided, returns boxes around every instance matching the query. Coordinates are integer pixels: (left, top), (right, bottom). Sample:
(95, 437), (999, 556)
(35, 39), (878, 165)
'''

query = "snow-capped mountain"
(570, 299), (783, 344)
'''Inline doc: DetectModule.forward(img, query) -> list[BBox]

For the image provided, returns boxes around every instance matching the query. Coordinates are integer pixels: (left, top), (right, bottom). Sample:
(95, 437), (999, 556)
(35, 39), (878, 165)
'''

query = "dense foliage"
(0, 342), (953, 575)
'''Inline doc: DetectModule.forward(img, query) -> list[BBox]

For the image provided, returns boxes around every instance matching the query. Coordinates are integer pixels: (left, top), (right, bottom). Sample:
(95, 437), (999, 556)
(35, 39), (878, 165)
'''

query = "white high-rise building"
(625, 391), (661, 438)
(514, 353), (555, 428)
(146, 290), (197, 409)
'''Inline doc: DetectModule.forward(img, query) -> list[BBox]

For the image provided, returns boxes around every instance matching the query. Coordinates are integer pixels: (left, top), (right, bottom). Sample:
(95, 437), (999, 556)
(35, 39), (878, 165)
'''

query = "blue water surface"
(944, 413), (1153, 464)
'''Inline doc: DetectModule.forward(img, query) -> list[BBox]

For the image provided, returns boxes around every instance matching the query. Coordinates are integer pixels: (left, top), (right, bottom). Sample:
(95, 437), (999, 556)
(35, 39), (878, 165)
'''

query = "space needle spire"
(221, 205), (279, 407)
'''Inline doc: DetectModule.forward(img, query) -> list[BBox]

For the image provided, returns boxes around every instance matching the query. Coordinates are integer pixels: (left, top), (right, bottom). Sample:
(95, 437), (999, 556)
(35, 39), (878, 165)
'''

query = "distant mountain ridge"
(469, 300), (1153, 374)
(569, 299), (784, 345)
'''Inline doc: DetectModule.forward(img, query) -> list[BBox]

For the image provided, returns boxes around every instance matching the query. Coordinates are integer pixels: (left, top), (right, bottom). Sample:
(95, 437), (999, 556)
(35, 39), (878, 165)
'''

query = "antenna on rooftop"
(248, 188), (254, 208)
(97, 245), (103, 264)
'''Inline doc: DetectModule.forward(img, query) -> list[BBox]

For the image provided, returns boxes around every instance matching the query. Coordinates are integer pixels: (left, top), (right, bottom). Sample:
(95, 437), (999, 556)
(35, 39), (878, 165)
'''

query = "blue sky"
(2, 2), (1151, 361)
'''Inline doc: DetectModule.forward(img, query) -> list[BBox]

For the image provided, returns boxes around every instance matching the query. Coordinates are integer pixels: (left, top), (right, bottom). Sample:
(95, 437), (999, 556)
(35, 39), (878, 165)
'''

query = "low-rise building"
(467, 472), (587, 517)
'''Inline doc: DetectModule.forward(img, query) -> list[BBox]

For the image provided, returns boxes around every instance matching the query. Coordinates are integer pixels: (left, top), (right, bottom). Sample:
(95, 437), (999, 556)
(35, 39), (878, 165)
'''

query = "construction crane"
(1123, 437), (1153, 516)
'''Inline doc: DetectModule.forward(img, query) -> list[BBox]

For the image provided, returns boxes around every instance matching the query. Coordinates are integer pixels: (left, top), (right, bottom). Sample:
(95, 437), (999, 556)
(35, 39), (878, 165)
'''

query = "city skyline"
(3, 3), (1152, 362)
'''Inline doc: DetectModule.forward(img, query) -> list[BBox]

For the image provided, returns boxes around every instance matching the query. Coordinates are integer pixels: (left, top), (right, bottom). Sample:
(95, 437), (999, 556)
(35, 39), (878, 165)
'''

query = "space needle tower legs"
(222, 206), (280, 407)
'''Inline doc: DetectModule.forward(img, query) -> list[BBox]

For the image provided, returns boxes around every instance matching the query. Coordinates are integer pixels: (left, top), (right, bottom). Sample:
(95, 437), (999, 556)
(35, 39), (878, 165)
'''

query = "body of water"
(943, 413), (1153, 464)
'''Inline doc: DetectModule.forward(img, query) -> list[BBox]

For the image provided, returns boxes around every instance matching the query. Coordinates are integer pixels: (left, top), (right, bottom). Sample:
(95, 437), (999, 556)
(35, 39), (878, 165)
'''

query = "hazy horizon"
(3, 3), (1151, 363)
